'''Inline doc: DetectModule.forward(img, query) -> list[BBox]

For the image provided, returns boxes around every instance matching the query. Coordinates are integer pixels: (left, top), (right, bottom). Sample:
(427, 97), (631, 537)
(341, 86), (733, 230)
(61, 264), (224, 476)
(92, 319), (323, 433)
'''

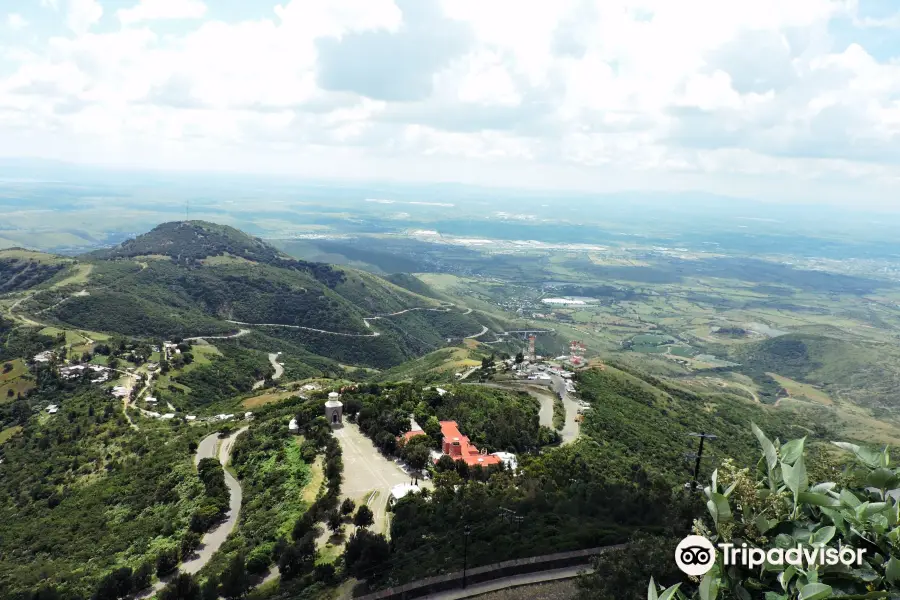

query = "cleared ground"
(333, 423), (417, 535)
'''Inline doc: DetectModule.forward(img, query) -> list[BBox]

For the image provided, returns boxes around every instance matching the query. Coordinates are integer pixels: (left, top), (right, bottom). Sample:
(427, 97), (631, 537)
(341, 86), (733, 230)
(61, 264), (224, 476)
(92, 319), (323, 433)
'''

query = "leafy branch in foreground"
(649, 423), (900, 599)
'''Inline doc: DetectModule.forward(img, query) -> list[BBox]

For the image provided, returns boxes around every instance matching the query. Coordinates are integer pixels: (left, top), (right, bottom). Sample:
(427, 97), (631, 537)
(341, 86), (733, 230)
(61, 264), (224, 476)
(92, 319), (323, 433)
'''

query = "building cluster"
(403, 420), (515, 469)
(59, 364), (111, 383)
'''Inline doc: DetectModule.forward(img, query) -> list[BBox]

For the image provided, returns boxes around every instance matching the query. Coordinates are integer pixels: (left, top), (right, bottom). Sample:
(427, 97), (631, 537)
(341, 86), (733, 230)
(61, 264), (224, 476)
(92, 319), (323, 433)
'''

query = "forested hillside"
(2, 221), (506, 369)
(0, 384), (209, 599)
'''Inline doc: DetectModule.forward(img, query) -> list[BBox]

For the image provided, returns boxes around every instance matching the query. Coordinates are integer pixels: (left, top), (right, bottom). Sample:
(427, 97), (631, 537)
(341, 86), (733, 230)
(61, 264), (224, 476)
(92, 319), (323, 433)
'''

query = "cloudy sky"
(1, 0), (899, 206)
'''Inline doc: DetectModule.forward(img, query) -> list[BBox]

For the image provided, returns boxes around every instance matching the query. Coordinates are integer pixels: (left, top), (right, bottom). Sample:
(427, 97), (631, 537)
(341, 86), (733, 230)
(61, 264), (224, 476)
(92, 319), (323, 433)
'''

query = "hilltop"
(11, 221), (509, 369)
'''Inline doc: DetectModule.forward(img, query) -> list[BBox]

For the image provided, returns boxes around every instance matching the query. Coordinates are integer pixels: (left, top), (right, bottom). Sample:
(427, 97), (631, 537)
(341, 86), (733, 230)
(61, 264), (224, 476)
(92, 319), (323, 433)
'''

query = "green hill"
(9, 221), (498, 369)
(730, 333), (900, 413)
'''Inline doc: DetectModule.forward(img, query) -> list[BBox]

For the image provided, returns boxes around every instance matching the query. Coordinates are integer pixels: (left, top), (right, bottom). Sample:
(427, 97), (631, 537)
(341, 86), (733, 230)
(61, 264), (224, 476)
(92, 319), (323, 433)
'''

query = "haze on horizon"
(1, 0), (899, 209)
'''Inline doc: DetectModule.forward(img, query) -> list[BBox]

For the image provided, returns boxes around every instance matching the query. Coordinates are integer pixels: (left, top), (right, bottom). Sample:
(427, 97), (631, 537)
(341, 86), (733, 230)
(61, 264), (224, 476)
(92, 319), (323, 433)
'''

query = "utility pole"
(462, 525), (471, 589)
(687, 432), (718, 491)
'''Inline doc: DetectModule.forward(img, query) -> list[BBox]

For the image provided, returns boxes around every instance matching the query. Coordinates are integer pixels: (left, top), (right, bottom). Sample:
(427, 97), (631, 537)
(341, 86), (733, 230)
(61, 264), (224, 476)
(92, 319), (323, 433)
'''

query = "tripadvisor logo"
(675, 535), (867, 576)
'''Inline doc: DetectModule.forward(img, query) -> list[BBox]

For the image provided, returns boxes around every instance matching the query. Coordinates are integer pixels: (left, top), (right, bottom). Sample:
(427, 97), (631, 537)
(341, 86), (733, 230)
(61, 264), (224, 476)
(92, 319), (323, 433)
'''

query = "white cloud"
(118, 0), (207, 26)
(1, 0), (900, 206)
(6, 13), (27, 30)
(66, 0), (103, 35)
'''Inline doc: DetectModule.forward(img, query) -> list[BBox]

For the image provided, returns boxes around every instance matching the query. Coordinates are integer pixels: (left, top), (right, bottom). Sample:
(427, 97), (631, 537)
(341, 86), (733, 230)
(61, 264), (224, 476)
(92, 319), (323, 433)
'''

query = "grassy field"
(0, 359), (34, 402)
(50, 263), (93, 289)
(767, 372), (833, 405)
(0, 425), (22, 445)
(303, 456), (325, 503)
(241, 391), (297, 409)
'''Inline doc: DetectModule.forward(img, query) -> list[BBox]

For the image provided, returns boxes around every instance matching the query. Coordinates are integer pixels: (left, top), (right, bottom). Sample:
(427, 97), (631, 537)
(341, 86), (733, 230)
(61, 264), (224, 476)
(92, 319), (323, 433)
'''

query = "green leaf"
(809, 482), (836, 494)
(779, 565), (797, 591)
(810, 526), (835, 546)
(699, 570), (720, 600)
(797, 582), (832, 600)
(833, 441), (883, 468)
(866, 467), (900, 491)
(764, 594), (788, 600)
(798, 491), (840, 507)
(840, 489), (862, 508)
(755, 514), (775, 533)
(886, 556), (900, 586)
(781, 437), (806, 465)
(782, 456), (808, 500)
(709, 492), (732, 524)
(658, 584), (682, 600)
(648, 577), (659, 600)
(754, 423), (778, 473)
(734, 585), (751, 600)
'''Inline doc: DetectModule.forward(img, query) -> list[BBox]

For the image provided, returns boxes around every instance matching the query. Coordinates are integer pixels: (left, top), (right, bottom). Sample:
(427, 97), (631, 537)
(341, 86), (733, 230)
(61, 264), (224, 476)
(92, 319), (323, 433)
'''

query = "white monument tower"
(325, 391), (343, 427)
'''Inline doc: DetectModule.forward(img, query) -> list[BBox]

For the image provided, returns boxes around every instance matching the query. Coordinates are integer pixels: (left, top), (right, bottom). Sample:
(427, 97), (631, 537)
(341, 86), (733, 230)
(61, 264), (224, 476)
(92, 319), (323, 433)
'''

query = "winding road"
(181, 427), (248, 575)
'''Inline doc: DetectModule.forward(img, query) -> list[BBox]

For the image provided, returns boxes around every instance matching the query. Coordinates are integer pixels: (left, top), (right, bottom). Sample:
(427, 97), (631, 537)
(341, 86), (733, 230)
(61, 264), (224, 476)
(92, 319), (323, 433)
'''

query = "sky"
(1, 0), (900, 207)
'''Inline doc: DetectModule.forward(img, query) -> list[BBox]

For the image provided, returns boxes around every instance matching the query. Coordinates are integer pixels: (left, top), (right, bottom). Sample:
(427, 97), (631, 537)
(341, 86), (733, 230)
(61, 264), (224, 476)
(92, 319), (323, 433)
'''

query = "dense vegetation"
(159, 342), (273, 410)
(0, 384), (210, 599)
(193, 395), (344, 597)
(578, 365), (813, 483)
(86, 221), (344, 287)
(644, 426), (900, 598)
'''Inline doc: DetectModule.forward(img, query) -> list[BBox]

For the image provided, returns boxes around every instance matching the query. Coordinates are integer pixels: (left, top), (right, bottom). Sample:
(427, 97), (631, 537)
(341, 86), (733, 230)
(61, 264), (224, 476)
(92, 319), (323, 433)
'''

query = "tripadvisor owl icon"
(675, 535), (716, 576)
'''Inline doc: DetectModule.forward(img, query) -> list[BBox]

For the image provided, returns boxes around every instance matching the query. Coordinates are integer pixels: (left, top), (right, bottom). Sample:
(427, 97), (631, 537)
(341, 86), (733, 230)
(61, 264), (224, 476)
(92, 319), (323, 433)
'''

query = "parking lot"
(333, 423), (422, 534)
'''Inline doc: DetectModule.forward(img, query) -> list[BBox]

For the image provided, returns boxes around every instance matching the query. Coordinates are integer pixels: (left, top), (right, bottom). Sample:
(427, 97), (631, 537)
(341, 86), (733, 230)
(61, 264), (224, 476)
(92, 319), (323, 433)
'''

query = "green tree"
(200, 576), (218, 600)
(344, 529), (391, 579)
(327, 510), (344, 536)
(354, 505), (375, 529)
(404, 443), (431, 471)
(219, 552), (249, 600)
(423, 416), (442, 447)
(159, 573), (200, 600)
(341, 497), (356, 516)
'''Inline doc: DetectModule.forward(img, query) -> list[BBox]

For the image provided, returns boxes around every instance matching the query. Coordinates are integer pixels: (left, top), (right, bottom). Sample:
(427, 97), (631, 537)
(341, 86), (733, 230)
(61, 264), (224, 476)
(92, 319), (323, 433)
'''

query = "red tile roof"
(439, 420), (501, 467)
(400, 429), (426, 443)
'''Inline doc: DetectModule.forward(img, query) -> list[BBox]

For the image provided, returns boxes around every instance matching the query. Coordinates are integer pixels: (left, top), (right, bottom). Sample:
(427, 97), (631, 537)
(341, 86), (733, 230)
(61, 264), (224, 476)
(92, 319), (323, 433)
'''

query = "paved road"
(269, 353), (284, 380)
(427, 566), (593, 600)
(184, 328), (251, 342)
(181, 427), (248, 575)
(333, 424), (418, 535)
(465, 325), (490, 339)
(550, 375), (580, 444)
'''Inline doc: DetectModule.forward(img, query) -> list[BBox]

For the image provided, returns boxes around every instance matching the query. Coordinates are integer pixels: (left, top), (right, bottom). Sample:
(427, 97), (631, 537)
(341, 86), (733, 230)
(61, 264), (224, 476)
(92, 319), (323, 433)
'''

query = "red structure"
(439, 421), (501, 467)
(569, 340), (586, 365)
(400, 430), (426, 443)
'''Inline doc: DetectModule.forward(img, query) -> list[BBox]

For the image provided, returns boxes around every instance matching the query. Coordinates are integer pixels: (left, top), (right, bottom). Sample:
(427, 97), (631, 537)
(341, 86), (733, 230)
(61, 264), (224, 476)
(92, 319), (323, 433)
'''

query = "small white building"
(161, 413), (175, 420)
(46, 404), (59, 414)
(186, 415), (197, 421)
(111, 386), (129, 398)
(215, 414), (234, 421)
(389, 483), (421, 506)
(288, 418), (299, 432)
(492, 452), (518, 471)
(33, 351), (54, 363)
(244, 412), (253, 420)
(435, 387), (448, 397)
(144, 396), (158, 404)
